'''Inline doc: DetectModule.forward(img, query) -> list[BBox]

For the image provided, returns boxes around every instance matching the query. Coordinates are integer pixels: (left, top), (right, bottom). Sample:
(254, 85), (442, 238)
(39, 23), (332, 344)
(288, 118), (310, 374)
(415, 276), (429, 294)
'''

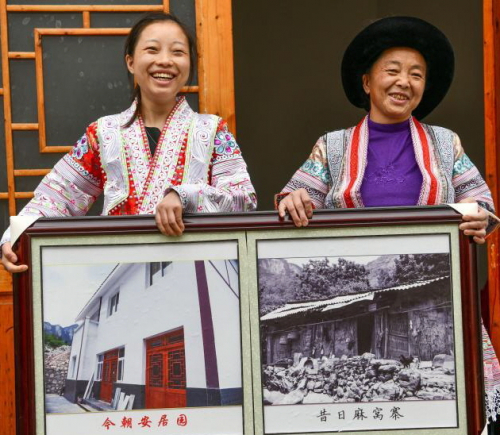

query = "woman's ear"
(362, 74), (370, 95)
(125, 54), (134, 74)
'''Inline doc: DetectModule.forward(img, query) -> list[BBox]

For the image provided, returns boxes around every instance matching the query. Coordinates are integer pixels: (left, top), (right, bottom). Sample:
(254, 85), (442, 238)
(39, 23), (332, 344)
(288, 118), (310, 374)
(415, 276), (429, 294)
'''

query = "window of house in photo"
(108, 291), (119, 317)
(148, 261), (172, 286)
(117, 347), (125, 382)
(71, 355), (77, 378)
(90, 307), (100, 322)
(96, 354), (103, 381)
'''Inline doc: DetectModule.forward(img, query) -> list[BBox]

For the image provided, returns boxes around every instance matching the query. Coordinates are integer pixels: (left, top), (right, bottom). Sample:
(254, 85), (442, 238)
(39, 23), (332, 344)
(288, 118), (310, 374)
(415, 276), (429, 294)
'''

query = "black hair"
(123, 13), (196, 127)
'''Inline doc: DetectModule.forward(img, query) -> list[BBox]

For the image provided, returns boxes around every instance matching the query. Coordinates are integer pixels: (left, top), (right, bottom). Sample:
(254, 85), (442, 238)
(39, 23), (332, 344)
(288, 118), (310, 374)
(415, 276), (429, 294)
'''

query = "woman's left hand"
(458, 198), (489, 244)
(155, 190), (185, 236)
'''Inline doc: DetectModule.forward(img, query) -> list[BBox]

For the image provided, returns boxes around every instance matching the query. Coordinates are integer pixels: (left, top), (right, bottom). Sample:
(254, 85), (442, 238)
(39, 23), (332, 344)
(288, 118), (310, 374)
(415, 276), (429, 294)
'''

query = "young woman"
(1, 13), (256, 273)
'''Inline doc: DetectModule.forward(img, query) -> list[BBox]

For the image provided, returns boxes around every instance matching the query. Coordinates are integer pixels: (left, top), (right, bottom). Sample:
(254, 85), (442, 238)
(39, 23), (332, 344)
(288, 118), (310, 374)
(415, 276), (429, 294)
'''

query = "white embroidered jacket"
(1, 98), (257, 244)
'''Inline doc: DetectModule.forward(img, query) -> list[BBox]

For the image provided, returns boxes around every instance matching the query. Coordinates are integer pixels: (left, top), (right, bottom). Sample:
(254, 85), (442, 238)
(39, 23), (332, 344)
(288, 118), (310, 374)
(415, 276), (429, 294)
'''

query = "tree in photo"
(378, 253), (450, 287)
(294, 257), (371, 301)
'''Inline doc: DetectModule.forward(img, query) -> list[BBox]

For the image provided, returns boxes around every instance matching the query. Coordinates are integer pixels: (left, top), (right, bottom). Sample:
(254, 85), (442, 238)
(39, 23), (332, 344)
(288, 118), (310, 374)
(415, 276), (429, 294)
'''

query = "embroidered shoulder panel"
(183, 113), (220, 184)
(97, 113), (130, 214)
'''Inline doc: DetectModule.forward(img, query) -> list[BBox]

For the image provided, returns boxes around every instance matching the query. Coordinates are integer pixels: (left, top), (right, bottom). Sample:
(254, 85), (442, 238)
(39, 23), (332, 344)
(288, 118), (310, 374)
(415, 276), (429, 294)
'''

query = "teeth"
(153, 73), (173, 79)
(391, 94), (408, 101)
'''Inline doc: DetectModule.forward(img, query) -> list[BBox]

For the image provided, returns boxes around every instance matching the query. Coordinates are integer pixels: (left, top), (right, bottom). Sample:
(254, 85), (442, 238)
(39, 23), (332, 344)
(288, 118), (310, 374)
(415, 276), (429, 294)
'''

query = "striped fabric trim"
(412, 118), (440, 205)
(342, 117), (367, 208)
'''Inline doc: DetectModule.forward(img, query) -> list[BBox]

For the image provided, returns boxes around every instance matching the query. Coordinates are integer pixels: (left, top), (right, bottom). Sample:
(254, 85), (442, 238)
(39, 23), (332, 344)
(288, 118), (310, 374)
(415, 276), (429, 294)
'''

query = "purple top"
(360, 118), (423, 207)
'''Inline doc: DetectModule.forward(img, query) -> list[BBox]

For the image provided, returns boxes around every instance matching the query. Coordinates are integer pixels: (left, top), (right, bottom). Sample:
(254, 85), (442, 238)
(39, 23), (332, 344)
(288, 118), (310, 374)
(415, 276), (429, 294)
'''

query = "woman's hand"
(155, 190), (185, 236)
(458, 198), (488, 244)
(278, 188), (314, 227)
(1, 242), (28, 273)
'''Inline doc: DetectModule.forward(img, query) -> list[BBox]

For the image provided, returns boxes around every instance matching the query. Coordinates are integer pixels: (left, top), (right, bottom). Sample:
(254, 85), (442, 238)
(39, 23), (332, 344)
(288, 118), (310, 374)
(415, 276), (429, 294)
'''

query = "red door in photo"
(100, 349), (119, 403)
(146, 329), (186, 409)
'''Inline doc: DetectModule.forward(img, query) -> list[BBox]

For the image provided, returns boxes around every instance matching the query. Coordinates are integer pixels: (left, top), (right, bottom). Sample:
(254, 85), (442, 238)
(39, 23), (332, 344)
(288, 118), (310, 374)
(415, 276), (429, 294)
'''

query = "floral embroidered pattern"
(453, 154), (474, 176)
(364, 163), (405, 184)
(72, 134), (89, 159)
(300, 159), (330, 185)
(214, 129), (238, 155)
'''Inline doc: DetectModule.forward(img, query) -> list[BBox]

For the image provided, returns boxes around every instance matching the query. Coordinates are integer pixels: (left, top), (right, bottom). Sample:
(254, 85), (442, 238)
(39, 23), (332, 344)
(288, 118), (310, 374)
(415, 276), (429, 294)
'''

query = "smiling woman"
(0, 13), (257, 274)
(275, 15), (500, 428)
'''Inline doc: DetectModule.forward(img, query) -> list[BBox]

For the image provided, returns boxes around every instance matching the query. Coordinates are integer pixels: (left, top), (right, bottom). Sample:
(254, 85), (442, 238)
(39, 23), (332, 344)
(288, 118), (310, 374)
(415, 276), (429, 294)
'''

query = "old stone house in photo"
(64, 259), (242, 410)
(261, 276), (453, 364)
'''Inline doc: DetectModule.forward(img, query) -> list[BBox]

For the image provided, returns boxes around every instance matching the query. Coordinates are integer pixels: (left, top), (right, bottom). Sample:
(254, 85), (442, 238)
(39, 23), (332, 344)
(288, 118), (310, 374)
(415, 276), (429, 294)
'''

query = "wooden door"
(146, 329), (186, 409)
(100, 349), (119, 403)
(387, 313), (409, 359)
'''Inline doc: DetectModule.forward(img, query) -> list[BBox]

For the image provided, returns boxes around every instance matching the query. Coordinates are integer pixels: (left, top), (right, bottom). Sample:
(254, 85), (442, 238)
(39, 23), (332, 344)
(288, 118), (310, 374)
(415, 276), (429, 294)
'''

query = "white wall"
(85, 262), (206, 388)
(206, 260), (242, 389)
(67, 320), (99, 381)
(76, 260), (243, 390)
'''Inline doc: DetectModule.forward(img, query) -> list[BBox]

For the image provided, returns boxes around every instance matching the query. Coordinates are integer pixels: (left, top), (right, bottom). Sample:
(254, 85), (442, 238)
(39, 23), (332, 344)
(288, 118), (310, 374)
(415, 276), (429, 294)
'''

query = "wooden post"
(195, 0), (236, 133)
(484, 0), (500, 354)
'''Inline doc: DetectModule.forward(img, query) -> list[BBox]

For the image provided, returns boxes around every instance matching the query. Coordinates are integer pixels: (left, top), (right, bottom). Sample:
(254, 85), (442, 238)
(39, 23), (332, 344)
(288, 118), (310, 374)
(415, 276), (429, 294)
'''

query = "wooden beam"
(82, 11), (91, 29)
(484, 0), (500, 354)
(11, 123), (38, 130)
(1, 0), (16, 217)
(14, 169), (50, 176)
(8, 52), (35, 59)
(0, 292), (15, 435)
(36, 28), (130, 36)
(7, 5), (162, 12)
(163, 0), (170, 14)
(195, 0), (236, 133)
(0, 192), (36, 199)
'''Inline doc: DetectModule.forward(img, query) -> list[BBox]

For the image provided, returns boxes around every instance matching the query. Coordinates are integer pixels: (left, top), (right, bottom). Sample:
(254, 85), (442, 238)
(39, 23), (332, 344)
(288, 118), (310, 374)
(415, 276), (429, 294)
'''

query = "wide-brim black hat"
(341, 16), (454, 120)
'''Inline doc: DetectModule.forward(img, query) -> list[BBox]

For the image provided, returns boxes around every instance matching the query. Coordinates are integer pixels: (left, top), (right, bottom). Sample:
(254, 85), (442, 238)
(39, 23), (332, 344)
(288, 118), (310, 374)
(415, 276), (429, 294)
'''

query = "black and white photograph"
(254, 232), (463, 434)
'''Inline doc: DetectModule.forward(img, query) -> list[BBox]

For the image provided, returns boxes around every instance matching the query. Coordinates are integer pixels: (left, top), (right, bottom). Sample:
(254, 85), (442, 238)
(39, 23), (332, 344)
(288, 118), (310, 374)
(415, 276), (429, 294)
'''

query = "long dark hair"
(123, 13), (196, 127)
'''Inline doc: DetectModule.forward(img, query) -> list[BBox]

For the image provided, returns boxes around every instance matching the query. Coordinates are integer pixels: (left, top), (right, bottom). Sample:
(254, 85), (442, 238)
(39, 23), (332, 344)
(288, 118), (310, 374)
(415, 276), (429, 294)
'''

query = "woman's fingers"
(1, 242), (28, 273)
(278, 189), (313, 227)
(155, 191), (185, 236)
(458, 200), (489, 244)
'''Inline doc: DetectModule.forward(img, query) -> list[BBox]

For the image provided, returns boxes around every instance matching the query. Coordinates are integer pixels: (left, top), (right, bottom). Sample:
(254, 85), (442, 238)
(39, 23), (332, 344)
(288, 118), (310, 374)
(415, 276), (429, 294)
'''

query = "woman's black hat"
(341, 16), (454, 120)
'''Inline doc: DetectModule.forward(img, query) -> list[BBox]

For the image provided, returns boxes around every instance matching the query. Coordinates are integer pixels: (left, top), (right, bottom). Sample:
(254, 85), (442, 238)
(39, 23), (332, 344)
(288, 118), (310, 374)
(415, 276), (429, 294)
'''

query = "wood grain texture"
(1, 0), (16, 216)
(7, 5), (162, 12)
(196, 0), (236, 133)
(0, 292), (16, 435)
(484, 0), (500, 355)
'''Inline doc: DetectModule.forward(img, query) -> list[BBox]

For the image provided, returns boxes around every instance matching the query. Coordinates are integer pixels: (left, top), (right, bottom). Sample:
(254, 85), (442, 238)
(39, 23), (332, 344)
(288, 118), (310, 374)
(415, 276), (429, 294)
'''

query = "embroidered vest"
(96, 98), (220, 215)
(324, 116), (456, 209)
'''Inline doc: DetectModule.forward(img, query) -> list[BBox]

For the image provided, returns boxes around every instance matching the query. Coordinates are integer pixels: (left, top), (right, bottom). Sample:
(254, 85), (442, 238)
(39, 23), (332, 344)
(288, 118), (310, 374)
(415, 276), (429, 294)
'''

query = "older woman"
(277, 16), (499, 428)
(1, 12), (256, 273)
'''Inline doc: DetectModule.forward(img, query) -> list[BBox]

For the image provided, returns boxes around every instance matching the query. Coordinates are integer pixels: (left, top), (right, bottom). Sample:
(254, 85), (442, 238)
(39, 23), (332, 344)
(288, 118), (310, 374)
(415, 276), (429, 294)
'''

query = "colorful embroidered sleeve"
(1, 122), (104, 245)
(275, 136), (331, 209)
(451, 133), (499, 232)
(452, 134), (495, 211)
(170, 119), (257, 213)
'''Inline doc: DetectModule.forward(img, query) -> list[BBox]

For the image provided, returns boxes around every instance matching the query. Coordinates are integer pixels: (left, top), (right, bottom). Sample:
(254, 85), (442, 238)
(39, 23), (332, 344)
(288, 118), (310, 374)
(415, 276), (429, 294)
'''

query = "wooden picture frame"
(14, 206), (484, 435)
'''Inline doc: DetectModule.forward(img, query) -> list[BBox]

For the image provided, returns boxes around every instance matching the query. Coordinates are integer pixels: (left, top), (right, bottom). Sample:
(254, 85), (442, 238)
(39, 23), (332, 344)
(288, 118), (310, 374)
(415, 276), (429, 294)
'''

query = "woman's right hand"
(278, 188), (314, 227)
(1, 242), (28, 273)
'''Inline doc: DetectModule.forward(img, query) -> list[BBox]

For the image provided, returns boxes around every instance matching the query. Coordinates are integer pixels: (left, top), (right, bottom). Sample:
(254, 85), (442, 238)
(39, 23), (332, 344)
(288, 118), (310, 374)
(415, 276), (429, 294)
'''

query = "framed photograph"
(15, 215), (254, 435)
(245, 207), (483, 435)
(14, 207), (484, 435)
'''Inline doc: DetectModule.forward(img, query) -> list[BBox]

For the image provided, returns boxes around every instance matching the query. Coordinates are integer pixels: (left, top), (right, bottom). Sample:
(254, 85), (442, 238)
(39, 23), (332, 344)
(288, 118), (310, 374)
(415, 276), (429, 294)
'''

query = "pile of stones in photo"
(44, 345), (71, 395)
(262, 353), (455, 405)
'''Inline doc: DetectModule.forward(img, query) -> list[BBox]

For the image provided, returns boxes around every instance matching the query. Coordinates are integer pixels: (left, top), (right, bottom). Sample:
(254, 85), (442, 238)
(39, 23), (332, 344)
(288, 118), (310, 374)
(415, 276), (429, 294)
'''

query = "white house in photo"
(64, 259), (242, 410)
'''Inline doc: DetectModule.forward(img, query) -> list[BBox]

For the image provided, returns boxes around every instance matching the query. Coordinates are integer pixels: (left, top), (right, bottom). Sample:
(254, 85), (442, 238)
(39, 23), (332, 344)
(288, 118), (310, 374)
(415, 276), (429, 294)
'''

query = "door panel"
(100, 349), (119, 403)
(146, 329), (186, 409)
